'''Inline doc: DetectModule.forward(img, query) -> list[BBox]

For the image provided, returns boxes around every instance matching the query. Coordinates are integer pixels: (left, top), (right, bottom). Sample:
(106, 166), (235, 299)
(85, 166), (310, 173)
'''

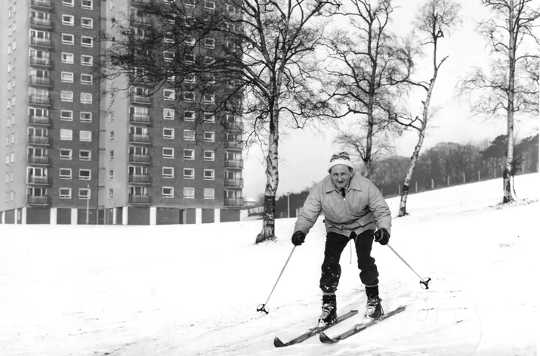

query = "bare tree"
(321, 0), (412, 177)
(461, 0), (539, 203)
(394, 0), (461, 216)
(106, 0), (339, 243)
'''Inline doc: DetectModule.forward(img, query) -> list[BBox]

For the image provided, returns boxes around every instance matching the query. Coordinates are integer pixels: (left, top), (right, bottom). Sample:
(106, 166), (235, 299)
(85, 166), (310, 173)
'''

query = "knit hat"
(328, 151), (354, 172)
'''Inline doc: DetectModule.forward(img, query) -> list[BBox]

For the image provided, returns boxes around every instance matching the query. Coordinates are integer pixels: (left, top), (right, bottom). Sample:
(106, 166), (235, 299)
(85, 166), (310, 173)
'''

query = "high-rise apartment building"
(0, 0), (244, 225)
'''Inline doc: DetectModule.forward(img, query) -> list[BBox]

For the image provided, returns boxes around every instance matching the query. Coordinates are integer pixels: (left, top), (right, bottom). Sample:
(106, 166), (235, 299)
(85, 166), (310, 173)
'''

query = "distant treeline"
(269, 134), (538, 218)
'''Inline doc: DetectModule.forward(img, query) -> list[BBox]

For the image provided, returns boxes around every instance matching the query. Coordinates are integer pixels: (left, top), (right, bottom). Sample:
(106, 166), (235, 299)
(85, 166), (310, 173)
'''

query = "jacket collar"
(324, 173), (363, 193)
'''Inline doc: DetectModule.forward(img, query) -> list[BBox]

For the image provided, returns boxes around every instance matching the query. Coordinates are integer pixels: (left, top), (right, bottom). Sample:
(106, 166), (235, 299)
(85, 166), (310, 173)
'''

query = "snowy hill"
(0, 173), (538, 356)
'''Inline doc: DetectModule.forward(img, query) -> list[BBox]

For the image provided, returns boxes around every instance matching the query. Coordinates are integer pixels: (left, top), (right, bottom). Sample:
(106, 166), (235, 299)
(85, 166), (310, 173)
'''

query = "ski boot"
(366, 296), (384, 319)
(318, 294), (337, 327)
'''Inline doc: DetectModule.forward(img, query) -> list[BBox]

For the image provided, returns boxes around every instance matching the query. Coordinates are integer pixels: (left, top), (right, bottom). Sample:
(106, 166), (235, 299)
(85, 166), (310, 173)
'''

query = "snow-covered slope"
(0, 173), (538, 356)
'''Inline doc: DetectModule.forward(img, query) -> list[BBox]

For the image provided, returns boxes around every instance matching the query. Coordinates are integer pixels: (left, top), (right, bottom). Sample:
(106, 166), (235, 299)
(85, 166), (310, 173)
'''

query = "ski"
(319, 305), (406, 344)
(273, 309), (359, 348)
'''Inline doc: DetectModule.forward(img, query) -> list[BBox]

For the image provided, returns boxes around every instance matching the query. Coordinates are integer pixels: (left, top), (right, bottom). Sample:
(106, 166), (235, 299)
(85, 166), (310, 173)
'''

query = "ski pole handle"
(387, 244), (431, 289)
(257, 245), (296, 314)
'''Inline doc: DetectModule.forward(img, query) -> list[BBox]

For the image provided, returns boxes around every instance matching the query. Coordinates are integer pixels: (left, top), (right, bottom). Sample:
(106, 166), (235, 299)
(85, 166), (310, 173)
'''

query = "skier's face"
(330, 165), (352, 191)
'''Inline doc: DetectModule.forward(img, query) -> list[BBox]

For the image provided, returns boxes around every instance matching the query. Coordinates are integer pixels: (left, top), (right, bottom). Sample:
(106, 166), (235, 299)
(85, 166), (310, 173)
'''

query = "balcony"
(30, 57), (53, 68)
(30, 37), (52, 48)
(224, 159), (243, 169)
(29, 115), (51, 126)
(130, 93), (152, 105)
(29, 76), (52, 87)
(130, 113), (151, 125)
(30, 0), (53, 10)
(128, 195), (151, 205)
(28, 95), (51, 107)
(129, 154), (151, 164)
(129, 134), (151, 144)
(224, 198), (244, 207)
(225, 178), (244, 188)
(27, 176), (50, 186)
(28, 135), (50, 146)
(225, 141), (243, 150)
(30, 17), (53, 30)
(27, 195), (50, 206)
(128, 175), (152, 185)
(27, 155), (50, 165)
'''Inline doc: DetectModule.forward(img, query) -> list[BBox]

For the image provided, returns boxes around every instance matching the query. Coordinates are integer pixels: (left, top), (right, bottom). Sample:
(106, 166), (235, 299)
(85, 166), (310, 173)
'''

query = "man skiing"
(291, 151), (391, 326)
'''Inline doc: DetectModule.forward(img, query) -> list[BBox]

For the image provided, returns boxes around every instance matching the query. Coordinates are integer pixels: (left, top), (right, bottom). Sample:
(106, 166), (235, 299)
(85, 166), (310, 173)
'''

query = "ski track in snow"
(0, 173), (538, 356)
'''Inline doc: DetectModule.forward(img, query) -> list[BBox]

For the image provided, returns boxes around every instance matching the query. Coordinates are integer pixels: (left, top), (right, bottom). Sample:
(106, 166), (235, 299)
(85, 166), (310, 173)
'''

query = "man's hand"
(291, 231), (306, 246)
(373, 228), (390, 245)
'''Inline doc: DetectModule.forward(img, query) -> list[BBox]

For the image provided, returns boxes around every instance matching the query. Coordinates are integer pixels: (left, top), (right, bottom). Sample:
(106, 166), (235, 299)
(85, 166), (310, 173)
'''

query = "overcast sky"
(242, 0), (539, 200)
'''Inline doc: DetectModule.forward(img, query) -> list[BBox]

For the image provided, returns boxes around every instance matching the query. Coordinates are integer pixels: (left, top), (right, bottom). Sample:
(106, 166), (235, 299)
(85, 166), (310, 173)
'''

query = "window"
(163, 108), (175, 120)
(79, 150), (91, 161)
(184, 130), (195, 141)
(162, 167), (175, 178)
(79, 169), (91, 180)
(79, 188), (91, 200)
(184, 111), (195, 121)
(62, 0), (74, 6)
(163, 51), (174, 62)
(61, 71), (74, 83)
(81, 17), (93, 29)
(61, 33), (74, 45)
(184, 0), (195, 6)
(162, 147), (174, 159)
(80, 112), (92, 122)
(184, 36), (196, 46)
(81, 55), (93, 66)
(184, 73), (196, 83)
(203, 169), (215, 180)
(183, 149), (194, 160)
(163, 89), (175, 100)
(80, 130), (92, 142)
(60, 110), (73, 121)
(61, 52), (74, 64)
(204, 0), (215, 10)
(162, 186), (174, 198)
(60, 90), (73, 102)
(183, 187), (195, 199)
(202, 93), (214, 103)
(185, 52), (195, 63)
(203, 188), (215, 200)
(203, 112), (215, 123)
(183, 168), (195, 179)
(204, 38), (215, 49)
(203, 150), (215, 161)
(163, 128), (175, 139)
(62, 14), (74, 26)
(59, 188), (72, 199)
(59, 168), (72, 179)
(80, 73), (93, 85)
(80, 92), (92, 104)
(60, 129), (73, 141)
(81, 36), (94, 48)
(204, 56), (215, 65)
(203, 131), (215, 142)
(108, 170), (114, 179)
(59, 149), (72, 160)
(81, 0), (93, 10)
(183, 91), (194, 101)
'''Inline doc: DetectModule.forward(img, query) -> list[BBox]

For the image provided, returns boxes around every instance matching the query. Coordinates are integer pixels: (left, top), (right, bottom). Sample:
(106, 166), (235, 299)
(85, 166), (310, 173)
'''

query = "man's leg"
(320, 232), (351, 294)
(354, 230), (383, 318)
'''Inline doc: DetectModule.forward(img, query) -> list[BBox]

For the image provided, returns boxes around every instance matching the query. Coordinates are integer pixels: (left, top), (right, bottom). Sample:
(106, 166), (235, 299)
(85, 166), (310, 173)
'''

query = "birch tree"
(394, 0), (460, 216)
(461, 0), (539, 203)
(322, 0), (411, 177)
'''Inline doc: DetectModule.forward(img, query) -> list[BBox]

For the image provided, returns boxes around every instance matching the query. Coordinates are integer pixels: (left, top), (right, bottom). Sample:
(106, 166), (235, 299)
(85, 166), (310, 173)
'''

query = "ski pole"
(387, 244), (431, 289)
(257, 245), (296, 314)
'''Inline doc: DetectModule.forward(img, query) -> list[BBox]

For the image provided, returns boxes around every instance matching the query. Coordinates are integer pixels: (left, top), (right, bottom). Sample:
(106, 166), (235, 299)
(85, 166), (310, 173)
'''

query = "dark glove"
(373, 228), (390, 245)
(291, 231), (306, 246)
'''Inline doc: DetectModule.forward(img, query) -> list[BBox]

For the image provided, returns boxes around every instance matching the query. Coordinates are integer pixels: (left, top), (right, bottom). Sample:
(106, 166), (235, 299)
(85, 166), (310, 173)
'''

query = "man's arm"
(293, 184), (323, 235)
(367, 180), (392, 232)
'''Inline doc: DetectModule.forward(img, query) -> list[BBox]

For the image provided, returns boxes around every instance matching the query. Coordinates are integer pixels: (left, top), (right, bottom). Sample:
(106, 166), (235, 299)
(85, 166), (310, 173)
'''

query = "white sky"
(242, 0), (539, 199)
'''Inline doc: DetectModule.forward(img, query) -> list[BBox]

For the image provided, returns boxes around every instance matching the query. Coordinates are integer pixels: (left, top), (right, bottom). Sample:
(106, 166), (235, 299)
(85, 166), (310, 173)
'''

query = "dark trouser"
(320, 230), (378, 294)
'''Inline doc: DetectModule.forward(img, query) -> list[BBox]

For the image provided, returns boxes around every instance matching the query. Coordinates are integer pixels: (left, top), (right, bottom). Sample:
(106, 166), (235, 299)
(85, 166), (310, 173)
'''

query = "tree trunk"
(398, 126), (426, 216)
(503, 1), (516, 203)
(256, 103), (280, 243)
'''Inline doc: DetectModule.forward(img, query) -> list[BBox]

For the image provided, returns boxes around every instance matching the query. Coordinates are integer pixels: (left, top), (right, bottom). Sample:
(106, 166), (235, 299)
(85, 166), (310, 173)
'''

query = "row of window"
(160, 128), (216, 142)
(131, 107), (239, 123)
(58, 168), (92, 180)
(60, 14), (94, 29)
(60, 91), (94, 104)
(60, 33), (95, 47)
(134, 89), (215, 103)
(61, 51), (93, 66)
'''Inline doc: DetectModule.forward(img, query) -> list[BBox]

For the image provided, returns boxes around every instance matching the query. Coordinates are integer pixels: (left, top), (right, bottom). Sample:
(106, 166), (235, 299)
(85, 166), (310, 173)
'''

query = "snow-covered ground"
(0, 173), (538, 356)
